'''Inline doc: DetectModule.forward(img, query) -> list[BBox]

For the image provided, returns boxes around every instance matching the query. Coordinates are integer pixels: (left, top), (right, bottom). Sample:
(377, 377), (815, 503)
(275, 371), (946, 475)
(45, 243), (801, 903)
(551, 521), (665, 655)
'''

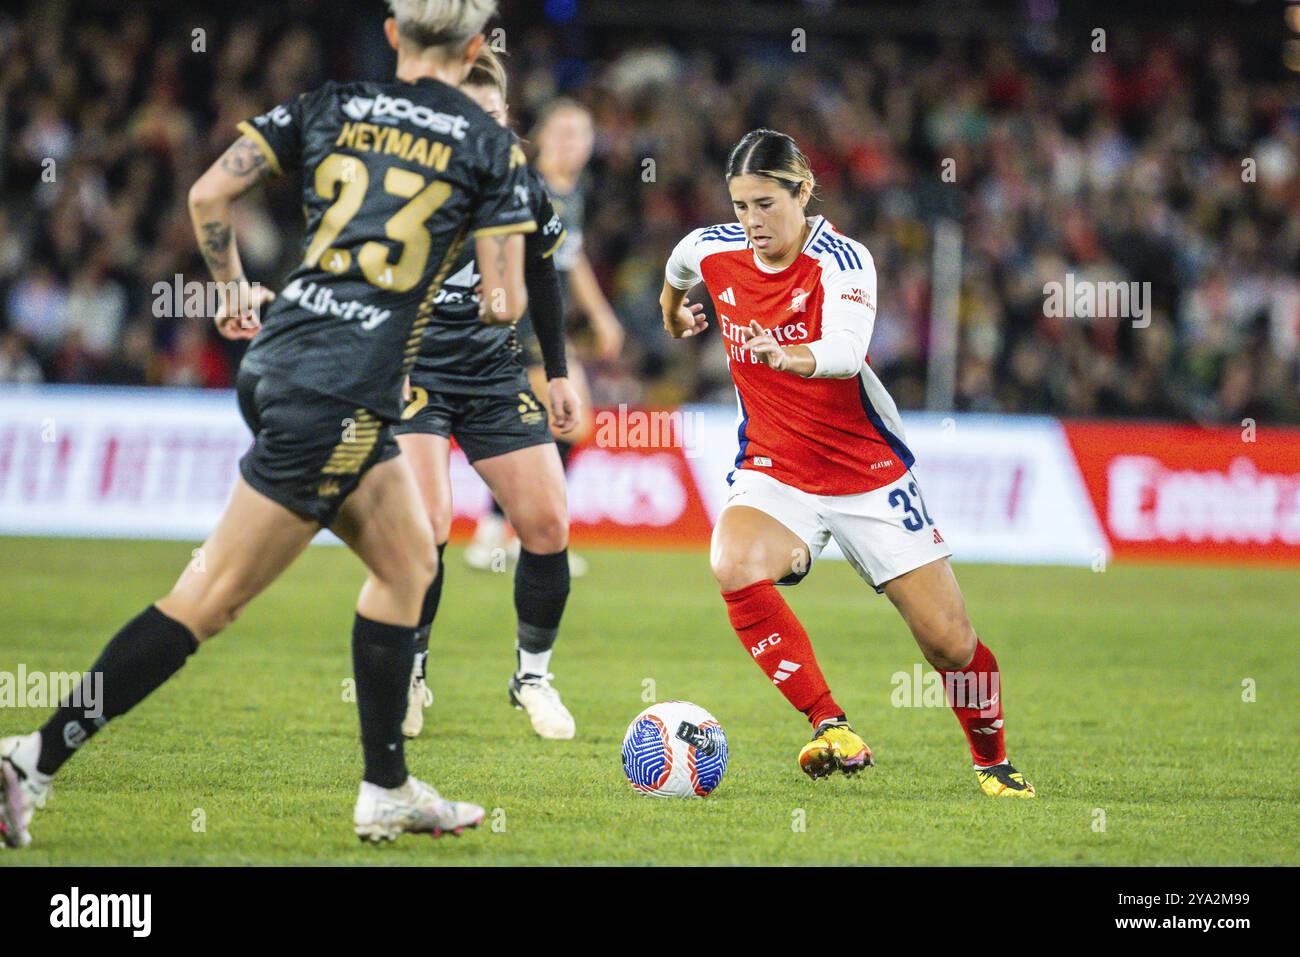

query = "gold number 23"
(304, 153), (451, 294)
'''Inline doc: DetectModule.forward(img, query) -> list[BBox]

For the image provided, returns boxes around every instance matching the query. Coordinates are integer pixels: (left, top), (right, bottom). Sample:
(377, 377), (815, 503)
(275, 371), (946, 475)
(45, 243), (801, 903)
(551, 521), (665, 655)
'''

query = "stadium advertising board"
(1, 386), (1295, 565)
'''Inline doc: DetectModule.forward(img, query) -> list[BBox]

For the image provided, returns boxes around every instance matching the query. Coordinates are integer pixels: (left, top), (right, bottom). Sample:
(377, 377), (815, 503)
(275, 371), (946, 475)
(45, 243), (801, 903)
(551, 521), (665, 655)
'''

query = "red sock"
(722, 580), (842, 728)
(937, 639), (1006, 767)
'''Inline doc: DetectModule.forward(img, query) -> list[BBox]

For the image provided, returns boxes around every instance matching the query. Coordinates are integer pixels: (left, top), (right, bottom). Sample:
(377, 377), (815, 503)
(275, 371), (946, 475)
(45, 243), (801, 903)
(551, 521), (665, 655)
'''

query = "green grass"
(2, 536), (1296, 866)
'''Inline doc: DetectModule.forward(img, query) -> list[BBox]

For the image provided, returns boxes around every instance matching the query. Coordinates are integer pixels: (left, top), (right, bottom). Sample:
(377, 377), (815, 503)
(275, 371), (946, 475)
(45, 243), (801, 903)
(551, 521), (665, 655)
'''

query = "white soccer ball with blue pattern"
(622, 701), (728, 798)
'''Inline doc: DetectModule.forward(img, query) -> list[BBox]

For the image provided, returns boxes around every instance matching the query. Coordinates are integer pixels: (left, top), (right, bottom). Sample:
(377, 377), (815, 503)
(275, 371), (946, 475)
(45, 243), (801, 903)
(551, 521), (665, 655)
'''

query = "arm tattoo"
(199, 221), (233, 273)
(218, 136), (270, 181)
(491, 234), (509, 278)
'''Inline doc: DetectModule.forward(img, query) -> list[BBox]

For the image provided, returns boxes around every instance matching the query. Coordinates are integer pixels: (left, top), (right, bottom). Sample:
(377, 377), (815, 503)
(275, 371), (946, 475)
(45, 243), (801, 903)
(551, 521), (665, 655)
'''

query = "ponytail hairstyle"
(464, 42), (508, 99)
(725, 128), (816, 200)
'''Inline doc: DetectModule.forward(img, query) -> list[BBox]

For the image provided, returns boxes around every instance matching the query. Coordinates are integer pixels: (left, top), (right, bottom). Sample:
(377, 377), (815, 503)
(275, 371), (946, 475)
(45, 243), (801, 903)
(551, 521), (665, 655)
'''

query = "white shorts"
(722, 468), (952, 592)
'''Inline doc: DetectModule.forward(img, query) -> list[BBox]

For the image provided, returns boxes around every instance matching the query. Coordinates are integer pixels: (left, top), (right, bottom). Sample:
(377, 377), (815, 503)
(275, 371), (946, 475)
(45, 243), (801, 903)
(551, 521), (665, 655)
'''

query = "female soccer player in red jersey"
(660, 129), (1034, 798)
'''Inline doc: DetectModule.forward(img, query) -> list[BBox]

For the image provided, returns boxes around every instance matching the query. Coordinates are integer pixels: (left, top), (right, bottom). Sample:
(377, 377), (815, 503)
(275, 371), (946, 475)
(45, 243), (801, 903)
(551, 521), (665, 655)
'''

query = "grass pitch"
(1, 536), (1295, 866)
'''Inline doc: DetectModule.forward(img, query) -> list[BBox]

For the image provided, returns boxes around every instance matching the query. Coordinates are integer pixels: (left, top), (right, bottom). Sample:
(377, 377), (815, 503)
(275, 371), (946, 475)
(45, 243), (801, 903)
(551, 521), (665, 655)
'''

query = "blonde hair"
(464, 43), (508, 99)
(386, 0), (497, 51)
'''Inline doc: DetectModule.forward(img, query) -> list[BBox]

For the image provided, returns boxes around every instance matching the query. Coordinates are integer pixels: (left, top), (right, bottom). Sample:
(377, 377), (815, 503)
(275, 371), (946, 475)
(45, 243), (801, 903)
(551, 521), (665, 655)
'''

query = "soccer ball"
(621, 701), (728, 798)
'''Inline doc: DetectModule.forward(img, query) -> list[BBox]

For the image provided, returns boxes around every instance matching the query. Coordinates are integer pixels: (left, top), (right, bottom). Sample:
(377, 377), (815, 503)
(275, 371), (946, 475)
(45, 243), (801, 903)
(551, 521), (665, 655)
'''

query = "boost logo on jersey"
(341, 94), (470, 139)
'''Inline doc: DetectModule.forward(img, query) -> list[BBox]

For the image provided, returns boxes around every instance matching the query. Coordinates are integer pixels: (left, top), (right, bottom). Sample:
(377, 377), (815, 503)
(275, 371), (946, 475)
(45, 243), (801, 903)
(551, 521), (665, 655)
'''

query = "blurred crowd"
(1, 2), (1297, 425)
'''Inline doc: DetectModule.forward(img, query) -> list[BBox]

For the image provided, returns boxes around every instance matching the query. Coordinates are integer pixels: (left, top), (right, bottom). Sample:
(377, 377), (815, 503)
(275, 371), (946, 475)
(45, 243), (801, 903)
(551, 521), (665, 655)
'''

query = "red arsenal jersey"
(666, 215), (913, 496)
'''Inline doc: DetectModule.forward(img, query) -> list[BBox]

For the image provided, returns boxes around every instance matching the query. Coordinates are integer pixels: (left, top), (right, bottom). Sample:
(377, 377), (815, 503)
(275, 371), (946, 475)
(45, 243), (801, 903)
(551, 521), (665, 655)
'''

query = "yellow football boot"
(798, 719), (874, 779)
(976, 762), (1036, 799)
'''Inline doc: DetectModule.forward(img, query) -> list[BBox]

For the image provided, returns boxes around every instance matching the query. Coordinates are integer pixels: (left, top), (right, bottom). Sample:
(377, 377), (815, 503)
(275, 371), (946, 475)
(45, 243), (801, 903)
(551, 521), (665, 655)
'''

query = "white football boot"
(508, 673), (576, 740)
(464, 513), (510, 571)
(1, 733), (52, 850)
(566, 549), (589, 579)
(401, 658), (433, 739)
(353, 776), (485, 843)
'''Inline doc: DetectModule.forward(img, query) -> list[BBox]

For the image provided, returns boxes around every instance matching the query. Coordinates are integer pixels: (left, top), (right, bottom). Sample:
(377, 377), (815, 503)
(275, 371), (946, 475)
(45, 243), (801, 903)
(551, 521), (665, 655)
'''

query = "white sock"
(360, 778), (409, 799)
(9, 732), (49, 784)
(517, 648), (552, 678)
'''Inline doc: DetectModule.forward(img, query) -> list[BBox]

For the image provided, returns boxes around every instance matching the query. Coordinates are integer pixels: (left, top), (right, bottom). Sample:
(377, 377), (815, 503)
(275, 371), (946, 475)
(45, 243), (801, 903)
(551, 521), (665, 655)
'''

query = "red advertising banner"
(447, 428), (716, 549)
(1062, 421), (1300, 564)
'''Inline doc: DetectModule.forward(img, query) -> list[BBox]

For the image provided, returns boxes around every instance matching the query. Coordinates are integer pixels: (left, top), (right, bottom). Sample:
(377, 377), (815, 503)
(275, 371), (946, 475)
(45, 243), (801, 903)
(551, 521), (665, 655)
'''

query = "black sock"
(412, 542), (446, 680)
(37, 605), (198, 776)
(514, 548), (570, 669)
(352, 613), (413, 788)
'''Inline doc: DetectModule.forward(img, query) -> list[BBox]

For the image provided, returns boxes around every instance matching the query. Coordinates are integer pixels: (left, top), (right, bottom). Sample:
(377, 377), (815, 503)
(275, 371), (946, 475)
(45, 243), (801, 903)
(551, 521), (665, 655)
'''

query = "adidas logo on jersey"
(718, 287), (737, 306)
(341, 94), (470, 139)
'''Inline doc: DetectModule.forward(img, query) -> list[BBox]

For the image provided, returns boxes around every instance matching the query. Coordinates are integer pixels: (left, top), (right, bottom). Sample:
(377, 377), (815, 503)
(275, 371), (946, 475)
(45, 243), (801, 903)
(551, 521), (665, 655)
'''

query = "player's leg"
(829, 468), (1033, 798)
(0, 477), (320, 848)
(474, 440), (575, 739)
(527, 352), (591, 575)
(330, 453), (484, 840)
(883, 559), (1034, 797)
(710, 474), (871, 778)
(393, 420), (454, 738)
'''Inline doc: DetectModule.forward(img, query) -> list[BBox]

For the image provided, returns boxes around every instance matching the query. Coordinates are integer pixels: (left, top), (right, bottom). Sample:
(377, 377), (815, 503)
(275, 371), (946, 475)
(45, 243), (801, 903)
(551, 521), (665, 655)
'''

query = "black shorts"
(236, 368), (400, 526)
(393, 384), (553, 462)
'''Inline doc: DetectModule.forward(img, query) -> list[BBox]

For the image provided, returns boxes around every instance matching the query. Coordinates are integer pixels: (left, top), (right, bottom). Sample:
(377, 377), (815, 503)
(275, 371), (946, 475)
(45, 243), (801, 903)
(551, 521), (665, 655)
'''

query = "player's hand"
(546, 376), (581, 434)
(592, 312), (625, 360)
(663, 298), (708, 339)
(740, 319), (793, 371)
(214, 280), (274, 340)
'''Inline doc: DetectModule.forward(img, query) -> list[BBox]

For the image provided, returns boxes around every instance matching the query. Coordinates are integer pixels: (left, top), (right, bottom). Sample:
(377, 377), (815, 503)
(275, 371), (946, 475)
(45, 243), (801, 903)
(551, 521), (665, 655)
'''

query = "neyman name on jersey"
(237, 78), (537, 421)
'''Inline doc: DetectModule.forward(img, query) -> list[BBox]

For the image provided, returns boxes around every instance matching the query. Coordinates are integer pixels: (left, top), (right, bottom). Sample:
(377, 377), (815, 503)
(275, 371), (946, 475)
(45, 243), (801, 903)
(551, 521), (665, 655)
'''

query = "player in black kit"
(394, 47), (579, 742)
(0, 0), (530, 848)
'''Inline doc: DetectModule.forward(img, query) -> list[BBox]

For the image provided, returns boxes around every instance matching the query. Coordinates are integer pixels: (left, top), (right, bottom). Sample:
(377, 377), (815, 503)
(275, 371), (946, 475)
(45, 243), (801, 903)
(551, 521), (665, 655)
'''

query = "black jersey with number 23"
(236, 78), (537, 421)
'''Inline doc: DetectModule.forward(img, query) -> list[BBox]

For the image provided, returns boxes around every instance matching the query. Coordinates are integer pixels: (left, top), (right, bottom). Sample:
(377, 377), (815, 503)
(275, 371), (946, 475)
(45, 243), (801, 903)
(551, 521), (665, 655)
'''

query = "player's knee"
(183, 597), (243, 644)
(710, 549), (768, 593)
(923, 615), (978, 670)
(422, 493), (452, 543)
(411, 544), (438, 594)
(516, 509), (569, 554)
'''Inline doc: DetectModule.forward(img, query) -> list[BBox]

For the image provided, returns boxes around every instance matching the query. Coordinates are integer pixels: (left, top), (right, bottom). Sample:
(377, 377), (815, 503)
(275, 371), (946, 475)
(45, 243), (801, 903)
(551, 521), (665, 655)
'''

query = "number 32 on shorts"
(888, 479), (934, 533)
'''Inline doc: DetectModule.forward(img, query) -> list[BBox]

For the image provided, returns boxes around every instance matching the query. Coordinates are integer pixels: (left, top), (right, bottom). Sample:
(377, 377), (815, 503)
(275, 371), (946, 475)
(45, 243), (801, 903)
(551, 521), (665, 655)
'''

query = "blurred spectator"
(0, 331), (43, 384)
(0, 0), (1295, 426)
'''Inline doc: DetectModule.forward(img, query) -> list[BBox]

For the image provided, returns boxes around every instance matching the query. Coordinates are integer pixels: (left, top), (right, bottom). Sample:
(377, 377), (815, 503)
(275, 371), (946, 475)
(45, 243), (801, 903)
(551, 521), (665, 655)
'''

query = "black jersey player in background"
(395, 47), (580, 741)
(0, 0), (535, 848)
(463, 98), (626, 579)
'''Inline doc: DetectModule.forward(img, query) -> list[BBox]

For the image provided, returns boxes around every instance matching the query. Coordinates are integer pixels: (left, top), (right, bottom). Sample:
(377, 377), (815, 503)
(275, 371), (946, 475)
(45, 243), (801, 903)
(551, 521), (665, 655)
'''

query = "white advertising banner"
(0, 387), (1106, 565)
